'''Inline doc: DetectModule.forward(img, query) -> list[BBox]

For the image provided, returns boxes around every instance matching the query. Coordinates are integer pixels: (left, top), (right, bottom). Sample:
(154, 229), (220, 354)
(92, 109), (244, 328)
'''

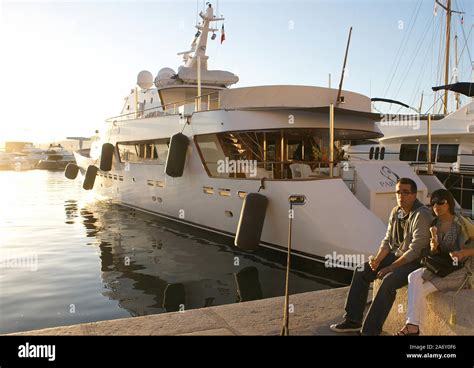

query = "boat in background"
(0, 152), (13, 171)
(347, 84), (474, 218)
(37, 144), (75, 170)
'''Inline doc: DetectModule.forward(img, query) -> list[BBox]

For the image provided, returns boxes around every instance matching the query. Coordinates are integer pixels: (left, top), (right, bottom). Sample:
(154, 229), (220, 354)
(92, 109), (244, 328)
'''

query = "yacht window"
(145, 144), (153, 159)
(196, 129), (343, 180)
(288, 140), (304, 161)
(117, 143), (140, 163)
(374, 147), (380, 160)
(399, 144), (418, 161)
(117, 138), (169, 164)
(154, 140), (169, 165)
(138, 144), (146, 159)
(437, 144), (459, 163)
(418, 144), (437, 162)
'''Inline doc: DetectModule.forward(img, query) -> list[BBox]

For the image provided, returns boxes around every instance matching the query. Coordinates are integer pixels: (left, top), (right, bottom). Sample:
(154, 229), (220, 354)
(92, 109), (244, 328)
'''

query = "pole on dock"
(329, 103), (335, 178)
(427, 113), (433, 175)
(281, 195), (306, 336)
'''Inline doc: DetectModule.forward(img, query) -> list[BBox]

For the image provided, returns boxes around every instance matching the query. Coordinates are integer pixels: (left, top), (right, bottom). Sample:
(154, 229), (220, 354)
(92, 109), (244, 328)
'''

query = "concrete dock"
(9, 287), (351, 336)
(7, 285), (473, 335)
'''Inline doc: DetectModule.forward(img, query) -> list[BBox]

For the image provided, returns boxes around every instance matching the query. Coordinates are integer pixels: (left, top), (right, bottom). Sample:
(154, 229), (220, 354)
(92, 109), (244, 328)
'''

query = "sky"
(0, 0), (473, 144)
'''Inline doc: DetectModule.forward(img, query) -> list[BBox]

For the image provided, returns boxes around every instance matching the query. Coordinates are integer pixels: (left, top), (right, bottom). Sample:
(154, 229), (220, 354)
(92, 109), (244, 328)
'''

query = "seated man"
(330, 178), (432, 335)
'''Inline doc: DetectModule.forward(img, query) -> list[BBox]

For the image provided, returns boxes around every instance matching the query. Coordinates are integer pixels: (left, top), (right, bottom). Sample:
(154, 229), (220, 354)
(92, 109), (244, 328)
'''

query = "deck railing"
(106, 91), (221, 123)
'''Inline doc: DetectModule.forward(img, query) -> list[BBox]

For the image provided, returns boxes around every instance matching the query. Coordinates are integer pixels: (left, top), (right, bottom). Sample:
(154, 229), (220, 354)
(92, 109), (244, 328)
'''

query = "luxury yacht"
(68, 4), (447, 267)
(348, 83), (474, 217)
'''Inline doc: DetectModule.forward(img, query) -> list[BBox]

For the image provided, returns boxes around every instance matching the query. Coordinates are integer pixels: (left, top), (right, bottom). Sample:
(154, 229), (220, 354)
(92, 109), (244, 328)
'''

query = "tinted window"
(437, 144), (459, 163)
(399, 144), (418, 161)
(418, 145), (437, 162)
(118, 139), (169, 164)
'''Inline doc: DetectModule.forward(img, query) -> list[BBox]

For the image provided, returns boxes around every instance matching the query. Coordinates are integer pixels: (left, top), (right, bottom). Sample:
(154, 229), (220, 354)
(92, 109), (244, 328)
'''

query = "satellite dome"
(155, 68), (177, 88)
(137, 70), (154, 90)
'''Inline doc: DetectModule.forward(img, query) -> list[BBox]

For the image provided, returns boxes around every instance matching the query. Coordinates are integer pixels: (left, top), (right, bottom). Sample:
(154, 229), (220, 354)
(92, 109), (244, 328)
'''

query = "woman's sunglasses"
(430, 199), (448, 206)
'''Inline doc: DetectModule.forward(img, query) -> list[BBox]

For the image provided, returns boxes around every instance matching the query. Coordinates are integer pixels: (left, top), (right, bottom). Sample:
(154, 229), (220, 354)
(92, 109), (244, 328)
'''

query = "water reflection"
(234, 267), (263, 303)
(71, 201), (348, 318)
(64, 200), (78, 225)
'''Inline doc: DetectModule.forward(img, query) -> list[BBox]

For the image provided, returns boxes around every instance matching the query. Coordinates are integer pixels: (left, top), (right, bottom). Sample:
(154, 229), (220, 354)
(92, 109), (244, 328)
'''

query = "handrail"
(105, 91), (221, 123)
(198, 159), (348, 179)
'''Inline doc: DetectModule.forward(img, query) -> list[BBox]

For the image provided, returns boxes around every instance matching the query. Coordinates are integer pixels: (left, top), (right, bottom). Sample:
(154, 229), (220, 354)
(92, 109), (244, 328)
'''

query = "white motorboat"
(37, 144), (75, 170)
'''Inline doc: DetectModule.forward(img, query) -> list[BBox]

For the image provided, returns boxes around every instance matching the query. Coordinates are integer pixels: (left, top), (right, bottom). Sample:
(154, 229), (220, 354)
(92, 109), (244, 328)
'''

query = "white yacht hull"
(74, 109), (393, 268)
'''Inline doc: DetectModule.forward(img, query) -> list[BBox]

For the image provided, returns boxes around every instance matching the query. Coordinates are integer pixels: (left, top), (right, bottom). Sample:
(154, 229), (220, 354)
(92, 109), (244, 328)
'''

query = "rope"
(392, 15), (435, 103)
(382, 0), (423, 99)
(408, 18), (443, 110)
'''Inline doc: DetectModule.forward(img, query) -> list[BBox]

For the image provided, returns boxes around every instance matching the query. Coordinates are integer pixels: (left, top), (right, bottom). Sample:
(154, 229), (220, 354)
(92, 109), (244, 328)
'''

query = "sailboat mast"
(443, 0), (452, 115)
(454, 34), (460, 110)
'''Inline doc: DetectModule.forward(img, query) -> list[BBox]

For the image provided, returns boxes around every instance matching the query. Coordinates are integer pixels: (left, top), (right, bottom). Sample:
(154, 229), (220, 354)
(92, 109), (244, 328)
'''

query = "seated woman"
(395, 189), (474, 336)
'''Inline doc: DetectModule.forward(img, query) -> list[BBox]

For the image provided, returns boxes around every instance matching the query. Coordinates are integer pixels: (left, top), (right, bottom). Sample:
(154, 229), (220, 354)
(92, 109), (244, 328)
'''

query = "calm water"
(0, 170), (349, 334)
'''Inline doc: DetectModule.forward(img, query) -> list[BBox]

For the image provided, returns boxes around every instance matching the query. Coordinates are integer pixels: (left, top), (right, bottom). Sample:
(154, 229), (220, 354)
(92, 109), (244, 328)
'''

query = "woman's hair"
(430, 189), (456, 216)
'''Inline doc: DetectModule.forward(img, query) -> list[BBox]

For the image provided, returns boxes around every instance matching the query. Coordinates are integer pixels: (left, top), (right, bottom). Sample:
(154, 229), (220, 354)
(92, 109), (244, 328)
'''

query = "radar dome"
(137, 70), (154, 90)
(155, 68), (177, 88)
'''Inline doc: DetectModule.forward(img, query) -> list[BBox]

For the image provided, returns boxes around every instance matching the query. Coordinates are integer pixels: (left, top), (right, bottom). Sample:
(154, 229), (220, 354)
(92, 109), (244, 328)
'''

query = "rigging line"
(434, 15), (446, 112)
(381, 3), (418, 97)
(411, 17), (443, 107)
(382, 0), (423, 99)
(392, 20), (434, 106)
(408, 21), (441, 108)
(382, 0), (423, 98)
(424, 92), (445, 115)
(459, 22), (473, 63)
(395, 104), (405, 114)
(429, 61), (460, 114)
(392, 15), (435, 102)
(408, 16), (443, 109)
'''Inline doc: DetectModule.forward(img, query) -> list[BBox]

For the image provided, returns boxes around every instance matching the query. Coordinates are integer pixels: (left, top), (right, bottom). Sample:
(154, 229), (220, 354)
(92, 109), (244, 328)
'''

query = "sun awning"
(239, 106), (444, 122)
(432, 82), (474, 97)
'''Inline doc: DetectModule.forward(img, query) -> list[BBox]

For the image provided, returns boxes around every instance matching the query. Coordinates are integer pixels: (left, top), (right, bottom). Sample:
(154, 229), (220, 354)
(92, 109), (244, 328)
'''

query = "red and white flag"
(221, 24), (226, 44)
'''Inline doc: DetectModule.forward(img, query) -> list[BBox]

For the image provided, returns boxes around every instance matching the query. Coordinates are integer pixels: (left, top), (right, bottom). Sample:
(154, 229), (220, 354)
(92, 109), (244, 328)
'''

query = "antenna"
(336, 27), (353, 106)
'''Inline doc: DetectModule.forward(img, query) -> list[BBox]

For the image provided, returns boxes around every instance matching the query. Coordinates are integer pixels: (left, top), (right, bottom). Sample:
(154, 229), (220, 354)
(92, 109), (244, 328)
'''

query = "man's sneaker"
(329, 319), (362, 333)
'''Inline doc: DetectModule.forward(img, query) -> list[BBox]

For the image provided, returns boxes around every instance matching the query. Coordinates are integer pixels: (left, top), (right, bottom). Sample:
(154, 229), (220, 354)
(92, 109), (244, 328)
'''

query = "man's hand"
(368, 256), (381, 271)
(377, 265), (394, 279)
